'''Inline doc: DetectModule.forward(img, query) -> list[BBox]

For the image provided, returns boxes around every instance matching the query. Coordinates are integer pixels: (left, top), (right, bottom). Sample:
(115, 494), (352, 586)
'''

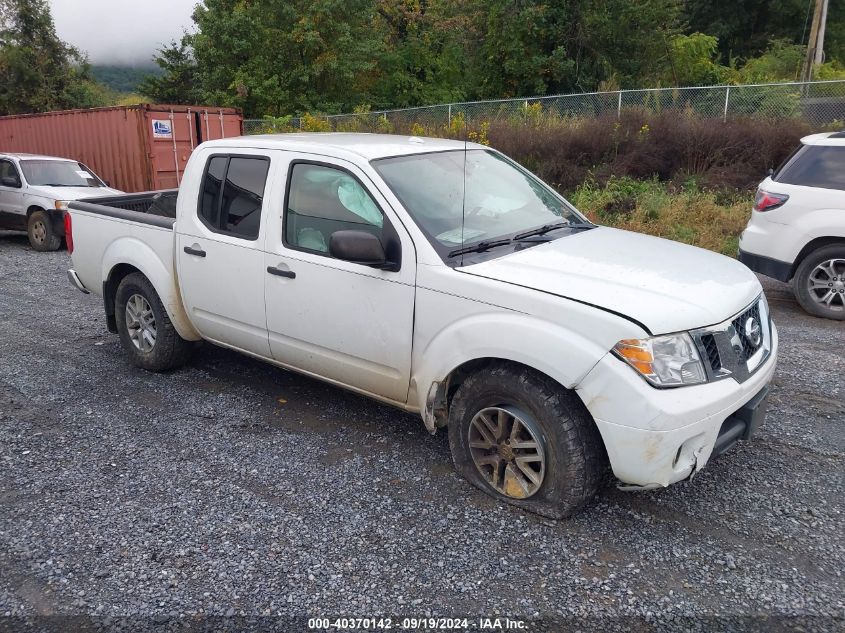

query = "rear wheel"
(448, 363), (607, 519)
(27, 210), (61, 251)
(115, 273), (193, 371)
(794, 244), (845, 320)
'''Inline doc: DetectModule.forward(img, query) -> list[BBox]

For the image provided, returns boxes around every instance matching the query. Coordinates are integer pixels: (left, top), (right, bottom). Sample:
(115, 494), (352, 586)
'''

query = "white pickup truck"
(67, 133), (777, 517)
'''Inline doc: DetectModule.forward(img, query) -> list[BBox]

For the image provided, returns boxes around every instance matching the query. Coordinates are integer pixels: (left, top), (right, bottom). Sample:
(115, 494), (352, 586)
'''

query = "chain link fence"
(243, 80), (845, 135)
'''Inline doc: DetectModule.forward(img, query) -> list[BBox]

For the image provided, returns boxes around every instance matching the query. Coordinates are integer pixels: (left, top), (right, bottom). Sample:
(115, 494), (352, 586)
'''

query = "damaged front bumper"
(576, 324), (778, 489)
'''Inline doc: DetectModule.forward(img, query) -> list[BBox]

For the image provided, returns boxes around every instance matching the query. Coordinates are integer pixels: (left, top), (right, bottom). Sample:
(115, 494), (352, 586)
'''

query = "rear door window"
(775, 146), (845, 191)
(198, 155), (270, 240)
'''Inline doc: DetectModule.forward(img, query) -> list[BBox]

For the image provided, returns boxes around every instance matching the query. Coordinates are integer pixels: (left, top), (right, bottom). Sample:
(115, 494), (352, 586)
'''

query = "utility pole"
(802, 0), (829, 82)
(815, 0), (829, 65)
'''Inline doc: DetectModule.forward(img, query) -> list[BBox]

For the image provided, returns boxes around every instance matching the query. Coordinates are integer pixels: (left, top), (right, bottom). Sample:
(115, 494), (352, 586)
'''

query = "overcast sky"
(49, 0), (198, 65)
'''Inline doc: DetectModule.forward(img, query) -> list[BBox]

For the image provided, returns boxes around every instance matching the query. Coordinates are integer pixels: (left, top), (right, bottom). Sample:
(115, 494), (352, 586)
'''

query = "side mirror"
(1, 176), (20, 188)
(329, 230), (391, 268)
(767, 168), (774, 177)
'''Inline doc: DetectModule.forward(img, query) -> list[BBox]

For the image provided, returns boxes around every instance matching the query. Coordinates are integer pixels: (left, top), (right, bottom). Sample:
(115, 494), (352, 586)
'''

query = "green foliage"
(579, 0), (683, 89)
(138, 37), (201, 104)
(186, 0), (388, 116)
(737, 40), (805, 83)
(5, 0), (840, 119)
(662, 33), (731, 85)
(0, 0), (110, 115)
(569, 176), (751, 255)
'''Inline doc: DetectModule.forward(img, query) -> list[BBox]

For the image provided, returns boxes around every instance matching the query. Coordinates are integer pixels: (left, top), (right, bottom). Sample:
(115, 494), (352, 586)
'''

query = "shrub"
(480, 111), (810, 193)
(569, 177), (751, 255)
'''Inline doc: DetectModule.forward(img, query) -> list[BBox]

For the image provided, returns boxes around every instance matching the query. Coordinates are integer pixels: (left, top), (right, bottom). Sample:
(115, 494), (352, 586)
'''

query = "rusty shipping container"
(0, 104), (243, 193)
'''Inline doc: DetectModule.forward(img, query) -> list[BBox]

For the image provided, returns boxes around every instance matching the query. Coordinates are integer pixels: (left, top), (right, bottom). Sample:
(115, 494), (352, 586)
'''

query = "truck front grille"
(690, 296), (772, 385)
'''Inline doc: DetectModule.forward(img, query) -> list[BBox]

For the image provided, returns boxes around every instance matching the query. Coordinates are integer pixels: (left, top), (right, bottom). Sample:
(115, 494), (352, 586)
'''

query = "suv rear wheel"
(794, 244), (845, 320)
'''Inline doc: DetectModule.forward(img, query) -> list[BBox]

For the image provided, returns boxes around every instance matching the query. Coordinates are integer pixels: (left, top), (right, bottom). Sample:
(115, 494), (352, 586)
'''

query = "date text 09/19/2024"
(307, 617), (527, 630)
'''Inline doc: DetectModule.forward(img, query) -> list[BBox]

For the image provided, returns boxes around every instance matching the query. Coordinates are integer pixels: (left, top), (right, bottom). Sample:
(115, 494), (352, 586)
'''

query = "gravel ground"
(0, 231), (843, 632)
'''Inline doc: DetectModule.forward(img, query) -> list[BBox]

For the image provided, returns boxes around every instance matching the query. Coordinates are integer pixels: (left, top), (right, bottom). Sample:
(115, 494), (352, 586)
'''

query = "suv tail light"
(64, 212), (73, 254)
(753, 189), (789, 212)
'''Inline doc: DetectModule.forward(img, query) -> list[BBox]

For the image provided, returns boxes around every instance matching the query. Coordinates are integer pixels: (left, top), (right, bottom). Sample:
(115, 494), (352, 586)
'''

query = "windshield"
(372, 149), (588, 254)
(20, 160), (105, 187)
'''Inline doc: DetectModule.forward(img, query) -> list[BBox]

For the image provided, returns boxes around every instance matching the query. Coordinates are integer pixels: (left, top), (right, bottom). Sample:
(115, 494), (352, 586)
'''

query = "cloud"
(49, 0), (197, 65)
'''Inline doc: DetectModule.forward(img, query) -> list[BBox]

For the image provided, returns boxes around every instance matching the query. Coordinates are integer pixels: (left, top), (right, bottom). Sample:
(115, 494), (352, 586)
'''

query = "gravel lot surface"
(0, 231), (843, 632)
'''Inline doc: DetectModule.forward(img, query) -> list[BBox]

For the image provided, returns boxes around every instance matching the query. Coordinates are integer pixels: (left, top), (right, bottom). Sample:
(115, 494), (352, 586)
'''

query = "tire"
(448, 362), (607, 519)
(793, 244), (845, 321)
(115, 272), (193, 372)
(27, 210), (61, 252)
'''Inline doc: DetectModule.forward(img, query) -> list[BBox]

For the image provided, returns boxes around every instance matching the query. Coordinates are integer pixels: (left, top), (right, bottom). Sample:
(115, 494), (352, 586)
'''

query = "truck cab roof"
(205, 133), (488, 161)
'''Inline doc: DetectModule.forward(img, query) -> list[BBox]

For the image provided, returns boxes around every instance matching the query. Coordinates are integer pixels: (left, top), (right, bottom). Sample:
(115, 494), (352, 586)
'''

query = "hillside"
(90, 65), (162, 94)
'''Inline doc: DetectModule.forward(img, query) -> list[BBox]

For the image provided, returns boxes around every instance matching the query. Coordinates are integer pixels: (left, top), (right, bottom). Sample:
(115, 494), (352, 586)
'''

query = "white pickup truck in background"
(66, 133), (777, 517)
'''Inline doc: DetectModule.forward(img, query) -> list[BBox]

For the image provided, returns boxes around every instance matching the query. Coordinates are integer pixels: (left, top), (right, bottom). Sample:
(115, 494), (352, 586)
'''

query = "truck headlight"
(55, 200), (70, 210)
(613, 333), (706, 387)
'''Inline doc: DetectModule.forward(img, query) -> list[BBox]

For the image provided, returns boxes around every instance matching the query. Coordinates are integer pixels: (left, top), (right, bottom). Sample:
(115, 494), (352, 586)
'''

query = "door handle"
(267, 266), (296, 279)
(183, 246), (206, 257)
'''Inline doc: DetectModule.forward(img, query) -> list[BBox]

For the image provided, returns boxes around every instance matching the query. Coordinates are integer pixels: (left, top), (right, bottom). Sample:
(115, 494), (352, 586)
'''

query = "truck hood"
(31, 186), (122, 200)
(461, 226), (761, 334)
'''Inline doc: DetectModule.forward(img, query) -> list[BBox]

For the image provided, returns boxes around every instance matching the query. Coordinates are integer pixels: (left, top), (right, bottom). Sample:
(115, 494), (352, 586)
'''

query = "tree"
(138, 37), (201, 104)
(371, 0), (467, 107)
(0, 0), (108, 115)
(186, 0), (390, 116)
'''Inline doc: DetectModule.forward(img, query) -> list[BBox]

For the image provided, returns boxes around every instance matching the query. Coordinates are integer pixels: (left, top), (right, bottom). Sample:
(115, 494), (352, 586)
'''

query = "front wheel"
(27, 210), (61, 251)
(793, 244), (845, 320)
(448, 363), (607, 519)
(115, 273), (193, 372)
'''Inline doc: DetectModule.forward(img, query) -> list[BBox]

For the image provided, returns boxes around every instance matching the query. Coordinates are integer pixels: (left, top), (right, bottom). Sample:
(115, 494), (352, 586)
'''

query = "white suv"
(0, 153), (121, 251)
(739, 132), (845, 320)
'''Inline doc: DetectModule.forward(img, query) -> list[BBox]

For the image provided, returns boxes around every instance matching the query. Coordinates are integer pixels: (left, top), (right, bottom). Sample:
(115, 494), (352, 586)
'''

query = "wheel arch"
(790, 236), (845, 279)
(412, 312), (624, 427)
(101, 239), (200, 341)
(422, 356), (609, 468)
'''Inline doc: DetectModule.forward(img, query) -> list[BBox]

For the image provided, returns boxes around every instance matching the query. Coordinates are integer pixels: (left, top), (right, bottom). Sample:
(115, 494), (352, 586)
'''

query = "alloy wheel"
(807, 258), (845, 313)
(467, 406), (546, 499)
(125, 294), (157, 352)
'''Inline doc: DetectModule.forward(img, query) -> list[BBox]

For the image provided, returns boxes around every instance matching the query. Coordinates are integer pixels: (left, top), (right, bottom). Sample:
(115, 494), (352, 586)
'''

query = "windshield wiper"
(448, 238), (512, 258)
(512, 222), (577, 241)
(40, 183), (78, 187)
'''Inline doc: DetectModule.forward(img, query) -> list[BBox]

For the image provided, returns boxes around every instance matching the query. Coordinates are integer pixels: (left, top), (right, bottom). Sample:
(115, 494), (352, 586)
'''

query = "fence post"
(448, 104), (452, 129)
(617, 91), (622, 118)
(723, 86), (731, 122)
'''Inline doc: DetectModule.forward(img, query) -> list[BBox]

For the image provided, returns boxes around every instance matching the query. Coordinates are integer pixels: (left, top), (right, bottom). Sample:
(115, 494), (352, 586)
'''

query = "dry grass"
(569, 177), (751, 255)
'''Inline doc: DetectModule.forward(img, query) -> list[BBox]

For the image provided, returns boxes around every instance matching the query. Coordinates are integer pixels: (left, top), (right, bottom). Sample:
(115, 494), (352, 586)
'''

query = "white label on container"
(152, 119), (173, 139)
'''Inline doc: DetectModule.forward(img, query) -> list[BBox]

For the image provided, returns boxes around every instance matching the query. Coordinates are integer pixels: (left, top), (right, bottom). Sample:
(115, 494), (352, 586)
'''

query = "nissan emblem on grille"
(744, 316), (762, 348)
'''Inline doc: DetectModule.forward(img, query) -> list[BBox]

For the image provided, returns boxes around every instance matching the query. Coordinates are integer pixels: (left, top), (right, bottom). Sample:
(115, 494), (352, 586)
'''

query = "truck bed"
(71, 190), (179, 229)
(68, 190), (180, 306)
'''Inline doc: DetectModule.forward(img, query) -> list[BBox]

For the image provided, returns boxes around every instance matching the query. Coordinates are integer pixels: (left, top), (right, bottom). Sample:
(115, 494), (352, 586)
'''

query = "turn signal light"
(615, 339), (655, 375)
